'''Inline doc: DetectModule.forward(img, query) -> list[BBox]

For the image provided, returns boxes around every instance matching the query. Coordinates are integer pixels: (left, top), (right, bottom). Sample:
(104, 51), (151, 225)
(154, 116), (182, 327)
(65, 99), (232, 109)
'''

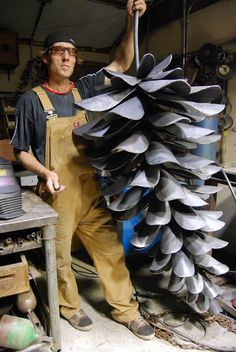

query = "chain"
(203, 313), (236, 334)
(146, 312), (209, 350)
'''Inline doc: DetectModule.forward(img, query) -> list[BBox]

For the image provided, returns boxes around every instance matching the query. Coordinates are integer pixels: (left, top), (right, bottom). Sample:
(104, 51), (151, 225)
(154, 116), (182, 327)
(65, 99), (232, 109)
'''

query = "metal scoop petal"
(172, 251), (195, 278)
(150, 252), (172, 272)
(139, 79), (191, 96)
(146, 201), (171, 226)
(137, 53), (156, 79)
(103, 70), (141, 86)
(188, 85), (221, 103)
(75, 88), (134, 112)
(186, 292), (199, 303)
(108, 187), (147, 211)
(130, 221), (161, 248)
(180, 187), (208, 207)
(202, 279), (219, 299)
(194, 254), (229, 275)
(155, 169), (185, 201)
(112, 131), (149, 154)
(168, 122), (215, 140)
(184, 233), (214, 255)
(176, 153), (215, 170)
(148, 112), (191, 127)
(196, 293), (210, 312)
(195, 211), (225, 232)
(169, 100), (225, 117)
(110, 96), (144, 120)
(168, 272), (185, 292)
(146, 67), (184, 80)
(146, 55), (173, 77)
(185, 273), (204, 294)
(160, 226), (183, 254)
(208, 299), (222, 315)
(184, 185), (222, 194)
(101, 175), (133, 196)
(145, 141), (179, 165)
(189, 134), (221, 144)
(130, 165), (160, 188)
(172, 206), (206, 231)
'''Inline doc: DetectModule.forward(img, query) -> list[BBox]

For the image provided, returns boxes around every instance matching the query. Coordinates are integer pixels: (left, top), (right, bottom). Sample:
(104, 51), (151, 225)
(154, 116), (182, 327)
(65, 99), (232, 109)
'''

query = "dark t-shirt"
(11, 69), (105, 165)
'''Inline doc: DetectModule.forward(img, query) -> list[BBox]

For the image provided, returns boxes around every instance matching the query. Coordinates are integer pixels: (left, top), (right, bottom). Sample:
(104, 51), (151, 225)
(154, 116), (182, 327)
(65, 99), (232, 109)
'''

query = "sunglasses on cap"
(48, 45), (78, 56)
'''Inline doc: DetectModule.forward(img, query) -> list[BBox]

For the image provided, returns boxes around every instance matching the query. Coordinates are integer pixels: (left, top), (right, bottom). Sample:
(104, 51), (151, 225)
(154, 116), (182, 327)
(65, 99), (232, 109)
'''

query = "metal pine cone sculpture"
(73, 54), (228, 315)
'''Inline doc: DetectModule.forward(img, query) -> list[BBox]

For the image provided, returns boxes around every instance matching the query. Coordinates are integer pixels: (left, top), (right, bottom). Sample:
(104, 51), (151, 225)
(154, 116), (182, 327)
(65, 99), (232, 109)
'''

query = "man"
(11, 0), (155, 341)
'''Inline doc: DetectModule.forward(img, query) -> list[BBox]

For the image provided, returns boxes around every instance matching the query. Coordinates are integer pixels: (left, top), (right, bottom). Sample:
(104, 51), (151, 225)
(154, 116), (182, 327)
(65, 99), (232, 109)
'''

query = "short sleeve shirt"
(11, 69), (105, 165)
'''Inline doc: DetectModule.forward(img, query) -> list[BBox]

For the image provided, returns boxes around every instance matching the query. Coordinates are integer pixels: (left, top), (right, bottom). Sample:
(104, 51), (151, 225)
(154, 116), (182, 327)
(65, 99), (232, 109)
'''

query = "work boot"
(67, 309), (93, 331)
(124, 316), (155, 340)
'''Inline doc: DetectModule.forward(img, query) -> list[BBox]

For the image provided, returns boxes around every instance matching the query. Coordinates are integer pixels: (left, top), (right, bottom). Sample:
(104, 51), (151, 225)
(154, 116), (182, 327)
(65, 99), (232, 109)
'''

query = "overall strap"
(32, 86), (56, 117)
(71, 87), (81, 102)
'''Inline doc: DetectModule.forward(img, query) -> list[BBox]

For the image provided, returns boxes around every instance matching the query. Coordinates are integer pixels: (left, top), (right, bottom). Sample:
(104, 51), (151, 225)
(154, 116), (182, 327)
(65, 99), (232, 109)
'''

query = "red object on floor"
(232, 299), (236, 309)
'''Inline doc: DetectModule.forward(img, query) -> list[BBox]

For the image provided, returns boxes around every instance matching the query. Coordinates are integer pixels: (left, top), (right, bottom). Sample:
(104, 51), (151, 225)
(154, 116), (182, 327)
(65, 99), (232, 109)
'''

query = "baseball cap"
(43, 31), (77, 50)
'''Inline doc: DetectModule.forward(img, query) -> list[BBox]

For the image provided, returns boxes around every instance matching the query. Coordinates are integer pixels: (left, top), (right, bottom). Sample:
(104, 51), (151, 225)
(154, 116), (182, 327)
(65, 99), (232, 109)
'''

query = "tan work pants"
(43, 111), (139, 322)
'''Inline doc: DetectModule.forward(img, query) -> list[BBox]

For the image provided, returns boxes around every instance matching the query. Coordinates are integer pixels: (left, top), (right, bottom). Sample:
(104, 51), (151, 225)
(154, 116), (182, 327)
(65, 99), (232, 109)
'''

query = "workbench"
(0, 189), (61, 352)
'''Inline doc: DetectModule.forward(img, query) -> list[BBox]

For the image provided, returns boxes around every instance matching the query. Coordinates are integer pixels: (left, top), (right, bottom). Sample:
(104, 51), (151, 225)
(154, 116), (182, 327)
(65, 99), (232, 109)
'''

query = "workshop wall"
(0, 44), (109, 93)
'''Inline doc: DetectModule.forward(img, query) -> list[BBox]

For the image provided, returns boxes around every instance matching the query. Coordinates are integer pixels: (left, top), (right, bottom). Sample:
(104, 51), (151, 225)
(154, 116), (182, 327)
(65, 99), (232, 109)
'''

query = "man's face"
(43, 41), (77, 80)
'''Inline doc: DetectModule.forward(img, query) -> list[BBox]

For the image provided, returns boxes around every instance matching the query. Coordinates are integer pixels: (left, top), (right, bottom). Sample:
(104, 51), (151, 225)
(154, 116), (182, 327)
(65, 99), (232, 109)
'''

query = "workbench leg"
(43, 225), (61, 352)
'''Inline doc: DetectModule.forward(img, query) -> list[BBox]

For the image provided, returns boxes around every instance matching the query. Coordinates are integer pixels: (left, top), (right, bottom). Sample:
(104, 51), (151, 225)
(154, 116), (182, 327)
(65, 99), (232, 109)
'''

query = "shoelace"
(129, 317), (147, 329)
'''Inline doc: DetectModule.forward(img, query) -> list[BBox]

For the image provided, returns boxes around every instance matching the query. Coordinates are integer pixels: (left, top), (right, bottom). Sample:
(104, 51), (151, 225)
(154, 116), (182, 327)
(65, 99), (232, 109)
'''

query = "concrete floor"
(58, 254), (212, 352)
(60, 298), (205, 352)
